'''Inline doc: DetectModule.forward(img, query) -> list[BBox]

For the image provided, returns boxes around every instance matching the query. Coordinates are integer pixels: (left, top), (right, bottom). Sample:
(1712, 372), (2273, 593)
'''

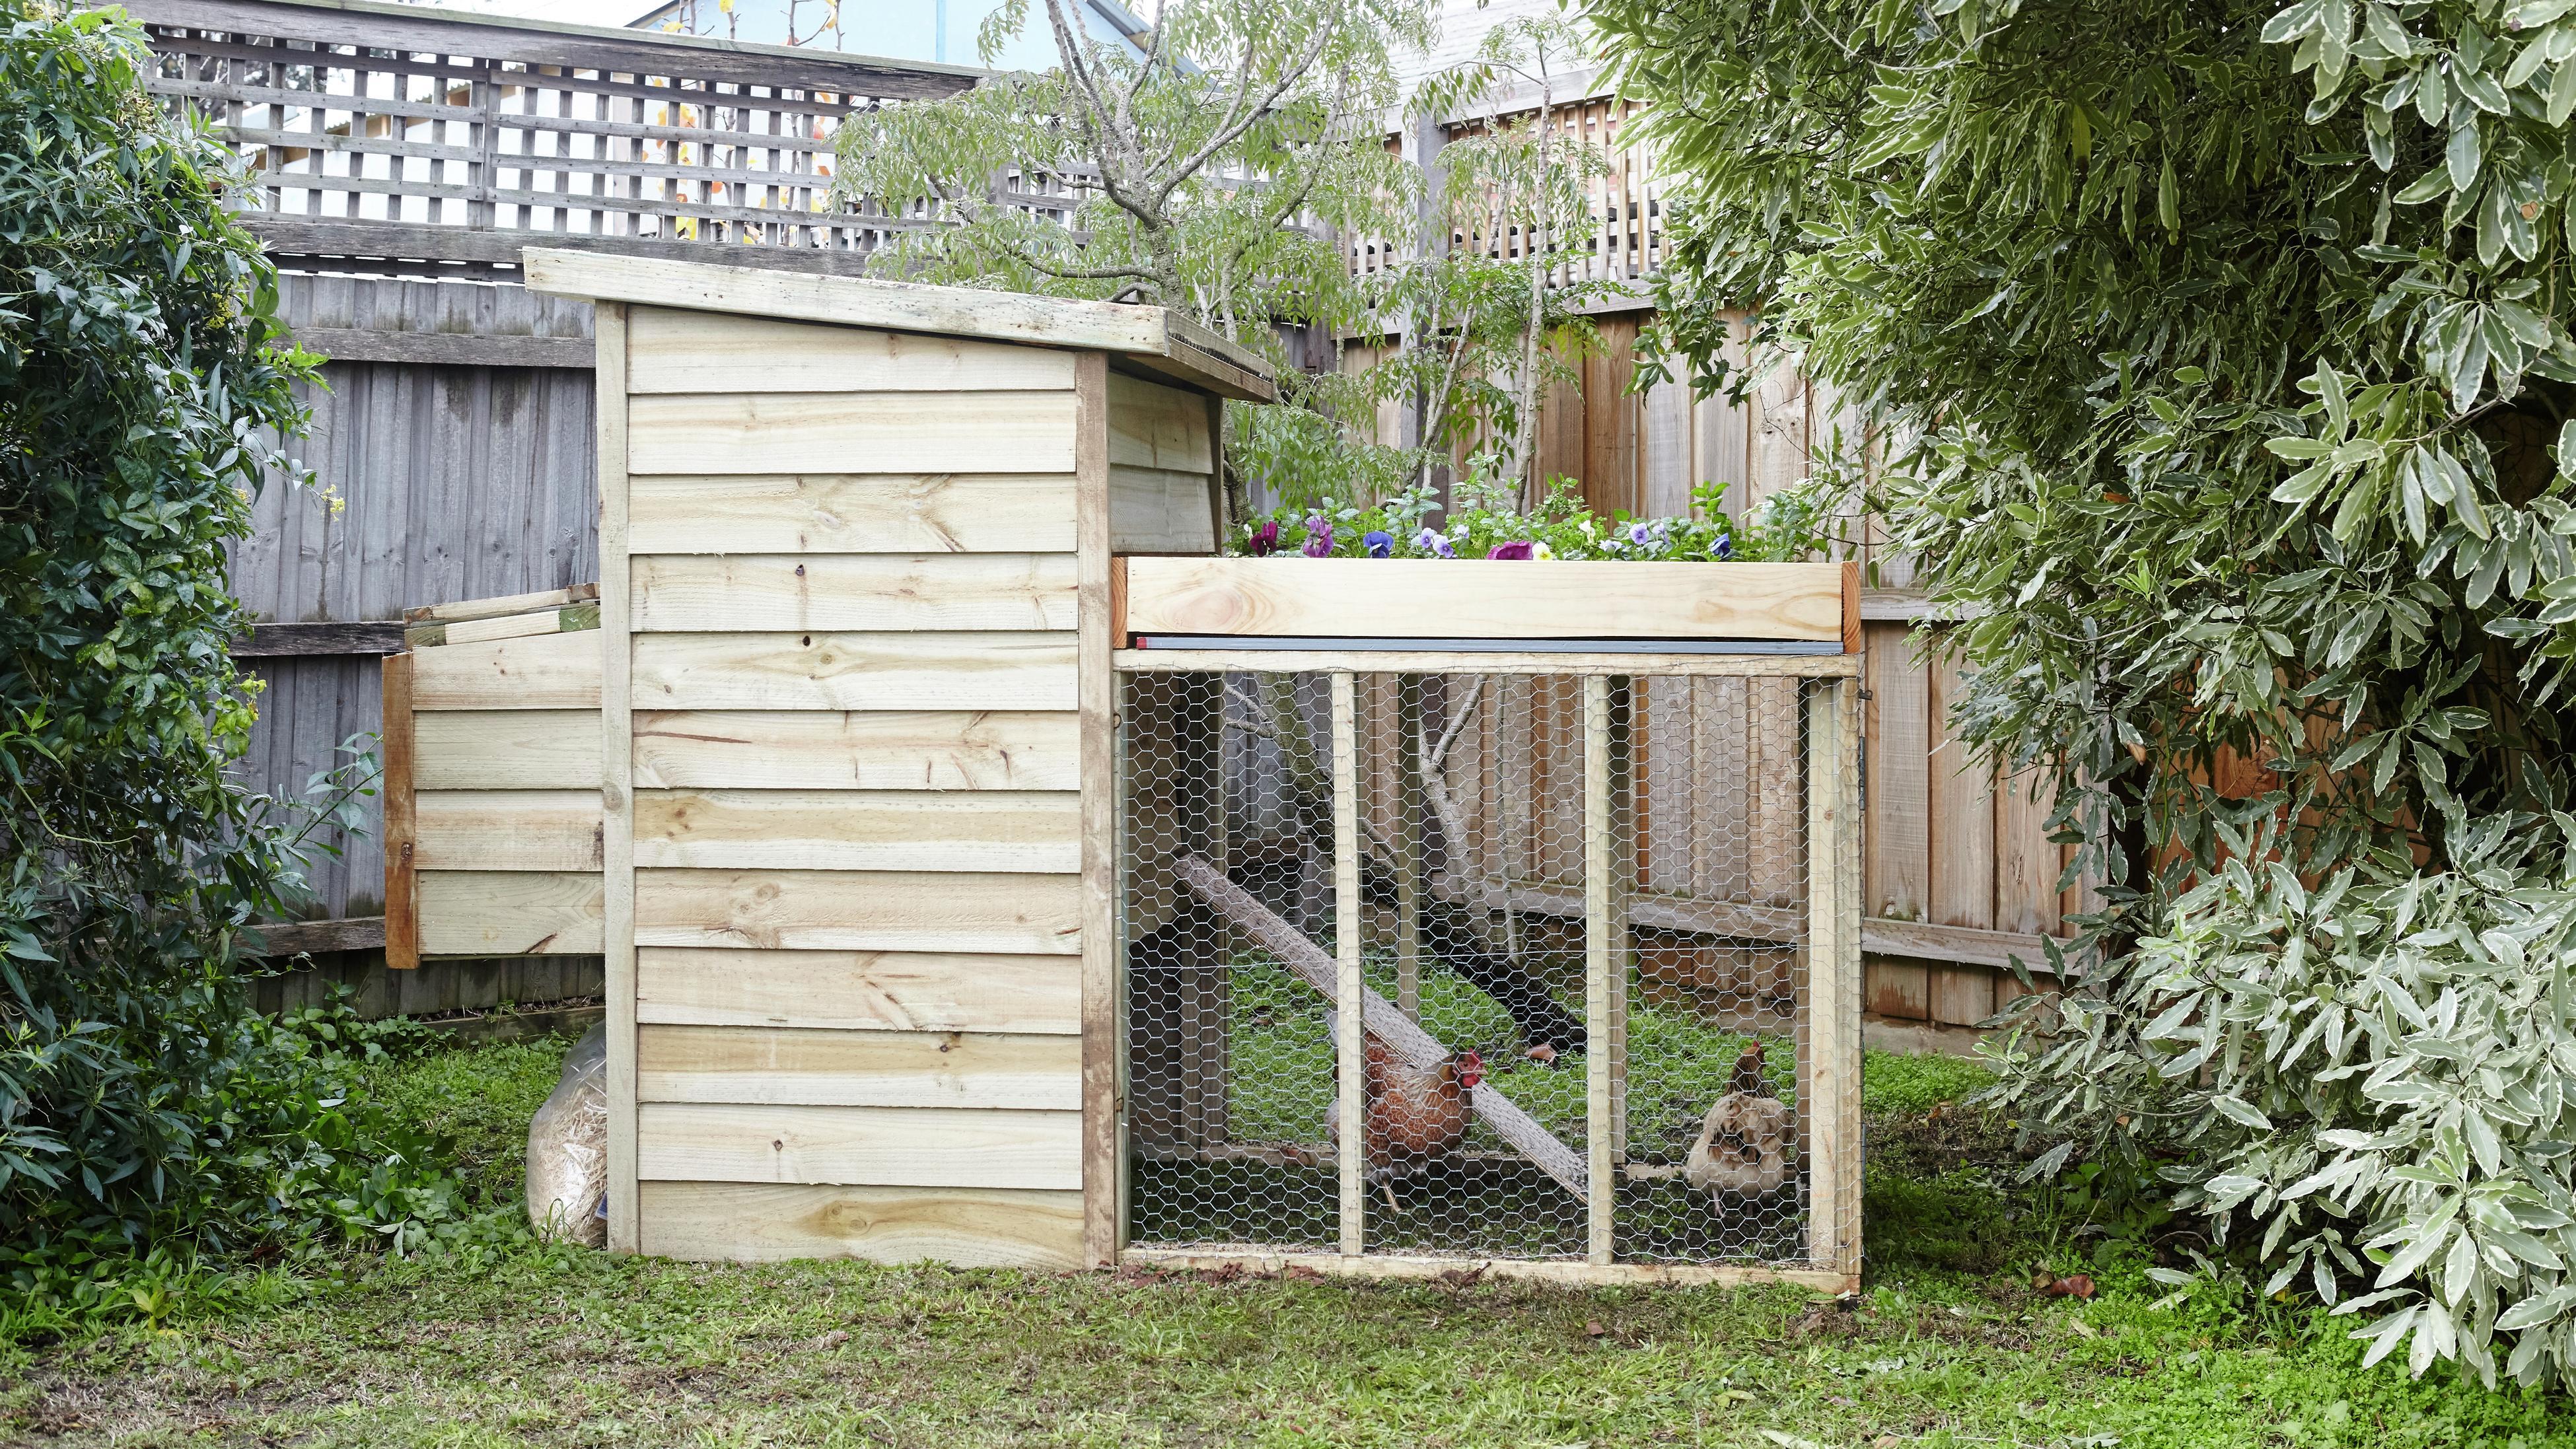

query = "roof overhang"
(523, 248), (1274, 402)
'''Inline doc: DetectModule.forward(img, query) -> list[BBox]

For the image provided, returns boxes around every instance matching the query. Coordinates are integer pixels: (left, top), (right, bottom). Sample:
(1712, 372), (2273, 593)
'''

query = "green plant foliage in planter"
(1231, 472), (1850, 562)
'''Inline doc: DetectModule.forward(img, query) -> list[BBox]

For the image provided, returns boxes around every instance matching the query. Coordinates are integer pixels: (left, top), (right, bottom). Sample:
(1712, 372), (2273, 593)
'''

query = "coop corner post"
(1583, 673), (1615, 1266)
(1077, 349), (1122, 1270)
(1803, 674), (1861, 1286)
(1330, 670), (1366, 1259)
(595, 299), (640, 1257)
(1834, 674), (1864, 1283)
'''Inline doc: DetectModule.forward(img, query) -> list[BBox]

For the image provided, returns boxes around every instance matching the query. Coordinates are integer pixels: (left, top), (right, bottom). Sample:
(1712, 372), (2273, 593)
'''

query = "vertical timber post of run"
(1835, 674), (1865, 1281)
(1077, 351), (1120, 1268)
(1609, 676), (1633, 1170)
(1803, 676), (1852, 1281)
(1583, 673), (1615, 1265)
(1332, 670), (1366, 1258)
(1396, 675), (1422, 1018)
(596, 300), (639, 1256)
(1112, 672), (1134, 1248)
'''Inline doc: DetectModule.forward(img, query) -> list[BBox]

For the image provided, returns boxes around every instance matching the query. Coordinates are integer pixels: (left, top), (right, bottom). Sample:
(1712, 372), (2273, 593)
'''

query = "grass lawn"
(3, 1034), (2569, 1448)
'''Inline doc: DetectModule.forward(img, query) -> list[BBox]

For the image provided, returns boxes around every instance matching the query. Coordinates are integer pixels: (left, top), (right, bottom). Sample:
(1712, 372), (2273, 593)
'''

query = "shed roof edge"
(522, 248), (1275, 402)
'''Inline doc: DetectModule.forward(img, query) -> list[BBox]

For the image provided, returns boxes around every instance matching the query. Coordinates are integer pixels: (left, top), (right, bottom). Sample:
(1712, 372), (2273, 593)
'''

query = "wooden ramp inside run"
(1170, 853), (1587, 1200)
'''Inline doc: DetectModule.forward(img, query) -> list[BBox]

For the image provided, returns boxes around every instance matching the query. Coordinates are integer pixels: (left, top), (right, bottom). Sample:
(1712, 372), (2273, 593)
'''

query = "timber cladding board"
(636, 1024), (1081, 1110)
(410, 629), (602, 709)
(637, 1102), (1083, 1189)
(626, 308), (1079, 394)
(415, 789), (604, 871)
(406, 602), (598, 650)
(600, 299), (641, 1255)
(1119, 558), (1846, 643)
(637, 1181), (1082, 1267)
(636, 947), (1080, 1035)
(631, 553), (1078, 633)
(632, 868), (1082, 954)
(627, 475), (1079, 556)
(415, 709), (604, 790)
(633, 789), (1079, 872)
(632, 709), (1079, 791)
(1106, 372), (1214, 473)
(626, 391), (1079, 477)
(406, 584), (600, 626)
(418, 870), (604, 956)
(630, 632), (1077, 712)
(1109, 466), (1220, 554)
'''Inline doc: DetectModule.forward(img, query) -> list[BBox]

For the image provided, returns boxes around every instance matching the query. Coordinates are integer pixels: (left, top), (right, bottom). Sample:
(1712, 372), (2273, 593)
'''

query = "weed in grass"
(355, 1030), (583, 1209)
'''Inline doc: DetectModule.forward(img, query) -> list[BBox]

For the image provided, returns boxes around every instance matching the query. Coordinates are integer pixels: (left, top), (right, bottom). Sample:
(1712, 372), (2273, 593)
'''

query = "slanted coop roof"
(522, 248), (1276, 403)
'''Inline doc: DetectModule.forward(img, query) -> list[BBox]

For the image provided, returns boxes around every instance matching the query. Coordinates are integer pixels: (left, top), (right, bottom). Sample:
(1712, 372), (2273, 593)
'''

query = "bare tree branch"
(1151, 6), (1345, 217)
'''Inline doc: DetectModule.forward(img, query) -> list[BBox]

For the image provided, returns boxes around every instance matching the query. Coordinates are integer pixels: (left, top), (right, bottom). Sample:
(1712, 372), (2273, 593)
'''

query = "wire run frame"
(1109, 646), (1864, 1292)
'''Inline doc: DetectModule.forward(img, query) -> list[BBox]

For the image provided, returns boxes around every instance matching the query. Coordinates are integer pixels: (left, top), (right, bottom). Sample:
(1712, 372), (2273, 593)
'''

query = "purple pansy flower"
(1487, 540), (1536, 561)
(1714, 533), (1733, 560)
(1303, 520), (1335, 557)
(1363, 530), (1394, 558)
(1414, 528), (1456, 559)
(1248, 520), (1281, 556)
(1629, 522), (1655, 547)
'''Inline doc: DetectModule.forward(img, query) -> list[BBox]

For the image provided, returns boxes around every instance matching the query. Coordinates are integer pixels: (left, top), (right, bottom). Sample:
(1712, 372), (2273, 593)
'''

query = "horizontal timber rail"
(1113, 649), (1863, 677)
(114, 0), (988, 275)
(1121, 1246), (1856, 1293)
(1127, 635), (1843, 656)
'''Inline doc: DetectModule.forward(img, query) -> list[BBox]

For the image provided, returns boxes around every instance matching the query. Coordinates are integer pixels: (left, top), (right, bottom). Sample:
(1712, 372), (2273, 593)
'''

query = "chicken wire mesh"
(1120, 666), (1826, 1267)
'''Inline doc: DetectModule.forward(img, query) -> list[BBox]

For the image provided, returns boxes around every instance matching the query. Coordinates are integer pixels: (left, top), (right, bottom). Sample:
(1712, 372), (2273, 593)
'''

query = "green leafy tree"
(1, 0), (456, 1288)
(1593, 0), (2576, 1386)
(837, 0), (1608, 513)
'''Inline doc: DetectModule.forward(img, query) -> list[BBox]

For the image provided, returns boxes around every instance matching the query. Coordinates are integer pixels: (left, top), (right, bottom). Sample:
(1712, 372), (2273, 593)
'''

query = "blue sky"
(424, 0), (1148, 70)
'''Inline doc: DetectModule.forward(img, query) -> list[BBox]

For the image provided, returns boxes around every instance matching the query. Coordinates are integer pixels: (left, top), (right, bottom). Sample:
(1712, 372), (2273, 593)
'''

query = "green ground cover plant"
(8, 1035), (2569, 1447)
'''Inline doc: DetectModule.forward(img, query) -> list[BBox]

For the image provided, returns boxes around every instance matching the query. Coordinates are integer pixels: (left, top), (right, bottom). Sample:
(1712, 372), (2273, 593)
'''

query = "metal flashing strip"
(1127, 634), (1840, 655)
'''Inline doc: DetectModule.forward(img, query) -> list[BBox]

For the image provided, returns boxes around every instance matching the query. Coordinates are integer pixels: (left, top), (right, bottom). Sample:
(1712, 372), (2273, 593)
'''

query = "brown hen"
(1326, 1038), (1484, 1211)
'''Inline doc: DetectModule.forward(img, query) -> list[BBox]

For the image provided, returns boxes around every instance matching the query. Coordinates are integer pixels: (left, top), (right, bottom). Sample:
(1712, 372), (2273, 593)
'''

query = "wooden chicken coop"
(379, 250), (1863, 1287)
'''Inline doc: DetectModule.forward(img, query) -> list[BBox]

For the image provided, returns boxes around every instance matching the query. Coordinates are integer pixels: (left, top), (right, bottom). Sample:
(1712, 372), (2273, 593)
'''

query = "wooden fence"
(152, 0), (976, 1016)
(240, 272), (2065, 1033)
(229, 271), (604, 1013)
(120, 0), (980, 277)
(1348, 92), (1670, 293)
(155, 0), (2061, 1035)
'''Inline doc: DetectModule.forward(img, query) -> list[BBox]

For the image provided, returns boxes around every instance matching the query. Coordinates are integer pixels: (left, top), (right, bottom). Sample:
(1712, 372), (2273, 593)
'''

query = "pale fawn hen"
(1684, 1041), (1793, 1199)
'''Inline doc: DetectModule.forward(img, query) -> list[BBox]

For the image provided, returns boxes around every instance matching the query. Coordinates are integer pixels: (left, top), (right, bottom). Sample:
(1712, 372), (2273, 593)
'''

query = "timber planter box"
(1115, 557), (1860, 650)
